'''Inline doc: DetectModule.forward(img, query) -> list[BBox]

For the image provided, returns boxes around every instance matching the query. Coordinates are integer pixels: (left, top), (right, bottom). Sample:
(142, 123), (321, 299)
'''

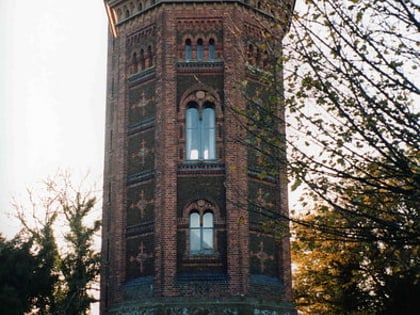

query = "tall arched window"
(256, 47), (261, 66)
(132, 52), (138, 73)
(186, 106), (200, 160)
(201, 106), (216, 159)
(140, 49), (145, 70)
(186, 103), (216, 160)
(208, 38), (215, 60)
(247, 44), (254, 64)
(185, 39), (192, 61)
(197, 38), (204, 60)
(147, 45), (153, 67)
(190, 211), (214, 254)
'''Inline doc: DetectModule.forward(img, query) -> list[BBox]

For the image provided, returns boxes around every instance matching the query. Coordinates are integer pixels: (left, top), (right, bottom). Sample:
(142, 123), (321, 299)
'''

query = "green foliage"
(0, 235), (37, 315)
(227, 0), (419, 312)
(233, 0), (419, 242)
(0, 229), (59, 315)
(30, 223), (60, 314)
(57, 193), (101, 315)
(10, 173), (101, 315)
(293, 196), (420, 314)
(285, 0), (419, 245)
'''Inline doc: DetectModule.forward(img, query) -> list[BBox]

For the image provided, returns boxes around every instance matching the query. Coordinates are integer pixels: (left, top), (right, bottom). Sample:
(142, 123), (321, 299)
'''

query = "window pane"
(185, 39), (192, 60)
(186, 107), (199, 128)
(201, 108), (216, 159)
(209, 39), (215, 60)
(202, 212), (214, 252)
(190, 228), (201, 252)
(202, 228), (213, 250)
(203, 212), (213, 227)
(202, 108), (215, 128)
(190, 212), (200, 228)
(186, 108), (200, 160)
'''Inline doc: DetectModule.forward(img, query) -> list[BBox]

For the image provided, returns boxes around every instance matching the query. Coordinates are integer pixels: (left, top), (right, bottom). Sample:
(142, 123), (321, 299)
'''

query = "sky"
(0, 0), (108, 238)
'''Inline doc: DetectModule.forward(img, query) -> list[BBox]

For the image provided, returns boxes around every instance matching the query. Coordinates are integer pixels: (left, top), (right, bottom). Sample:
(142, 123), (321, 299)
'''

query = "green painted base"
(108, 297), (296, 315)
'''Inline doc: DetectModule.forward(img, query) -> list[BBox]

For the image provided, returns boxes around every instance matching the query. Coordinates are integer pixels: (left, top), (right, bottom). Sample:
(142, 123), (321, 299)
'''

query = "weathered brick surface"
(101, 1), (294, 314)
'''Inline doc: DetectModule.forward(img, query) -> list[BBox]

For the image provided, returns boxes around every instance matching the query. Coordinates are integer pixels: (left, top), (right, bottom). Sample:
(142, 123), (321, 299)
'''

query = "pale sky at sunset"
(0, 0), (108, 238)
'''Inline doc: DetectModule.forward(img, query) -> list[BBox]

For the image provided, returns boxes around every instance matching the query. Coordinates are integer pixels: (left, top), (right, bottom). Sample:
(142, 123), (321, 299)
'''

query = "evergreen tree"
(12, 173), (101, 314)
(0, 228), (59, 315)
(0, 235), (37, 315)
(57, 192), (101, 315)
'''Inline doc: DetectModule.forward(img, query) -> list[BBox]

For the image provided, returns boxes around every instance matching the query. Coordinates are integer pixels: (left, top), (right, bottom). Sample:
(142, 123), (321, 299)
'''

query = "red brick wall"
(101, 1), (294, 313)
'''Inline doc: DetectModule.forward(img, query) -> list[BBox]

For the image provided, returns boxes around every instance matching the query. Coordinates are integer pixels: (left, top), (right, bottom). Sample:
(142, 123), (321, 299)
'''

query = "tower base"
(108, 297), (296, 315)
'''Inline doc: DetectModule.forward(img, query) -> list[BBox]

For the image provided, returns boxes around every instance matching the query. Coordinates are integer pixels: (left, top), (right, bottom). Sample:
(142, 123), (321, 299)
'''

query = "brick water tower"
(101, 1), (296, 314)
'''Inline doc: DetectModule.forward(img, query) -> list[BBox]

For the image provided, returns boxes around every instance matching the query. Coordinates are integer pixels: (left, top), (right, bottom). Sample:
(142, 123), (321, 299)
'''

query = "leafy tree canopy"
(7, 172), (101, 315)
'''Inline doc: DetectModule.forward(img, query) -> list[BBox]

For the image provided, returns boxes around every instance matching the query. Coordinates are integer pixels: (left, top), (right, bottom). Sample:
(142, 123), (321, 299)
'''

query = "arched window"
(186, 106), (199, 160)
(247, 44), (254, 64)
(190, 211), (214, 254)
(197, 38), (203, 60)
(132, 52), (138, 73)
(208, 38), (215, 60)
(147, 45), (153, 67)
(186, 104), (216, 160)
(185, 39), (192, 61)
(201, 106), (216, 159)
(140, 49), (145, 70)
(256, 47), (261, 66)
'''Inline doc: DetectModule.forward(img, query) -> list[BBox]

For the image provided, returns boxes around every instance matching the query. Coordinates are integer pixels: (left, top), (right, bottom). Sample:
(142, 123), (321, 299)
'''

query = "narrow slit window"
(132, 52), (138, 73)
(140, 49), (145, 70)
(185, 39), (192, 61)
(201, 107), (216, 160)
(147, 45), (153, 67)
(209, 38), (215, 60)
(186, 106), (200, 160)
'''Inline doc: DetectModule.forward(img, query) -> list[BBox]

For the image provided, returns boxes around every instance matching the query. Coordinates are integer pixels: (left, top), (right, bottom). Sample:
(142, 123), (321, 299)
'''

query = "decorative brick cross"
(131, 92), (147, 116)
(251, 241), (274, 273)
(256, 188), (273, 213)
(130, 190), (152, 219)
(131, 139), (152, 165)
(130, 241), (153, 273)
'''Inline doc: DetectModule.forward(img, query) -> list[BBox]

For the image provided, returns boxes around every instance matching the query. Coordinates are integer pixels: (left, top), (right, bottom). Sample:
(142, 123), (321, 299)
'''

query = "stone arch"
(181, 198), (221, 223)
(178, 85), (222, 117)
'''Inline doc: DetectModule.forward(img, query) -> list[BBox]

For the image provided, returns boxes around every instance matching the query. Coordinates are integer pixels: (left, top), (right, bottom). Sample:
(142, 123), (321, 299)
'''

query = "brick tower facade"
(101, 1), (295, 314)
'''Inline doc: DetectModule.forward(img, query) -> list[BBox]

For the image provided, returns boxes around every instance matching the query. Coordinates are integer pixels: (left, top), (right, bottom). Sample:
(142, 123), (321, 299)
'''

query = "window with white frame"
(186, 103), (216, 160)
